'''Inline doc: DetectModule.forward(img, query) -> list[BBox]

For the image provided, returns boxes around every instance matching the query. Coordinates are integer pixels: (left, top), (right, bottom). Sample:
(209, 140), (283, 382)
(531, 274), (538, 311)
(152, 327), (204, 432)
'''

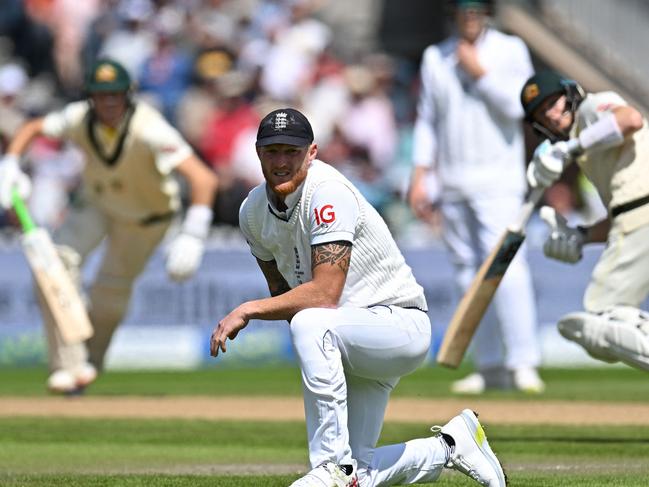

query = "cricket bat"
(12, 190), (93, 344)
(436, 186), (544, 368)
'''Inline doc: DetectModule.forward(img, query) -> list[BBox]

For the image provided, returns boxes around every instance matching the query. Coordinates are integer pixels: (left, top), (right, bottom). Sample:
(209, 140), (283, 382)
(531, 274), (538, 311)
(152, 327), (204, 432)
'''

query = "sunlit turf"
(1, 419), (648, 486)
(1, 364), (648, 402)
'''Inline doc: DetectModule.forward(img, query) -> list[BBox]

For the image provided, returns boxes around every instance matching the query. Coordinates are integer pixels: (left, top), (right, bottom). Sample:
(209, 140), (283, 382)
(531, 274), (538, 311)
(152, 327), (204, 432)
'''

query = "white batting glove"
(166, 205), (212, 282)
(0, 154), (31, 209)
(526, 140), (575, 189)
(166, 233), (205, 282)
(539, 206), (585, 263)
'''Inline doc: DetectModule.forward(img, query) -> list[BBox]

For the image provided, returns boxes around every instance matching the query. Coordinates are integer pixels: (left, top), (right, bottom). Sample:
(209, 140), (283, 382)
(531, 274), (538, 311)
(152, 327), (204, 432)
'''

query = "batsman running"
(521, 70), (649, 371)
(210, 108), (507, 487)
(0, 59), (218, 393)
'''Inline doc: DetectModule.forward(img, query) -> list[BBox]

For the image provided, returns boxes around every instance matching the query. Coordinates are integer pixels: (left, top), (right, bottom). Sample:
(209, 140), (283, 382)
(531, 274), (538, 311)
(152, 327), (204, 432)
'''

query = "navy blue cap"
(256, 108), (314, 147)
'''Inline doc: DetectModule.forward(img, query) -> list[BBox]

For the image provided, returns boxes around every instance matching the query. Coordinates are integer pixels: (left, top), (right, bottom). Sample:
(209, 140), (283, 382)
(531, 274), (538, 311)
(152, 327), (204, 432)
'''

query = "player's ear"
(308, 143), (318, 160)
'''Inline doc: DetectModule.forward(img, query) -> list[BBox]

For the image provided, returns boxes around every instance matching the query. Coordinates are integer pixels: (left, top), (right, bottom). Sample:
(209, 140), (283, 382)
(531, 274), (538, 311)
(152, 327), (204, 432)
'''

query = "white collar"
(266, 180), (305, 219)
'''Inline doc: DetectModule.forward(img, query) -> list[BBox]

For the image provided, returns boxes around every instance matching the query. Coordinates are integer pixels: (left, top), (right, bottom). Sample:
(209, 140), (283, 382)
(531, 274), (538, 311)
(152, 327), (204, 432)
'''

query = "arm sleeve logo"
(314, 204), (336, 225)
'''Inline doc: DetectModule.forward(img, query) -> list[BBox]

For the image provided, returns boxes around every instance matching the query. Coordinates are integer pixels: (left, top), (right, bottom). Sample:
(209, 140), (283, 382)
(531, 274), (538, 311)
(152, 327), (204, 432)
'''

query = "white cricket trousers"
(290, 306), (450, 486)
(584, 220), (649, 311)
(43, 203), (170, 372)
(441, 195), (541, 370)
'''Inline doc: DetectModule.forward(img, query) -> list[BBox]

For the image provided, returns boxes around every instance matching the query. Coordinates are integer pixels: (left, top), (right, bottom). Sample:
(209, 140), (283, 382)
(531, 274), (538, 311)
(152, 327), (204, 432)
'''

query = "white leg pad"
(558, 306), (649, 371)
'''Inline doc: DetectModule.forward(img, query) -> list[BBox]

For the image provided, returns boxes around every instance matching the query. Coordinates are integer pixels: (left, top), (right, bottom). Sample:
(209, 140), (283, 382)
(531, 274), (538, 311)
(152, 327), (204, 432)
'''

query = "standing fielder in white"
(210, 108), (507, 487)
(521, 70), (649, 371)
(408, 0), (543, 394)
(0, 59), (218, 393)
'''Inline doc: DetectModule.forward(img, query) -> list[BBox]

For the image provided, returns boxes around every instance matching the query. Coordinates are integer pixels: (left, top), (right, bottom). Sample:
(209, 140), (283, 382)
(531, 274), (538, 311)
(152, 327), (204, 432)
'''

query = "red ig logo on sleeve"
(314, 204), (336, 225)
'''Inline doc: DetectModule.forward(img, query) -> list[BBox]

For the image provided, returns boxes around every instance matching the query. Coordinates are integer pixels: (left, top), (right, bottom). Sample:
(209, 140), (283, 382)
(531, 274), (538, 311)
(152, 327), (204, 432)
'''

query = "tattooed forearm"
(256, 259), (291, 297)
(312, 241), (352, 273)
(267, 277), (291, 297)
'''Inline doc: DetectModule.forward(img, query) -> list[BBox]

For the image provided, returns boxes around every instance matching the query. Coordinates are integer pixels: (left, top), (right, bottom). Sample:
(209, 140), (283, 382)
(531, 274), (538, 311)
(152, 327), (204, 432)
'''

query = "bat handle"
(509, 186), (545, 234)
(11, 188), (36, 233)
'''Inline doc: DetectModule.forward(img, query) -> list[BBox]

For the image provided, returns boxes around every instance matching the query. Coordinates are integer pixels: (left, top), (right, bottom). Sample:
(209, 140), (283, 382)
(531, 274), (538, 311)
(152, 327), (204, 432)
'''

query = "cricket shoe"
(289, 460), (358, 487)
(432, 409), (507, 486)
(512, 367), (545, 394)
(47, 363), (97, 395)
(450, 373), (485, 394)
(451, 368), (511, 395)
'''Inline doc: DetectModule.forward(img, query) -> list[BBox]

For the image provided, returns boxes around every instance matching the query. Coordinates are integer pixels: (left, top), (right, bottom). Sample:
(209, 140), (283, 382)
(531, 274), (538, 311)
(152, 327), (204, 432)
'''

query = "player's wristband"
(577, 113), (624, 152)
(182, 205), (213, 240)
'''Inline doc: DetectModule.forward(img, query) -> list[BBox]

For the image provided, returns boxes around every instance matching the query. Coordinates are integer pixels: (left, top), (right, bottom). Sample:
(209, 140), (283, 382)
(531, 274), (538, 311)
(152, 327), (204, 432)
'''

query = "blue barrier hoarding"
(0, 242), (611, 368)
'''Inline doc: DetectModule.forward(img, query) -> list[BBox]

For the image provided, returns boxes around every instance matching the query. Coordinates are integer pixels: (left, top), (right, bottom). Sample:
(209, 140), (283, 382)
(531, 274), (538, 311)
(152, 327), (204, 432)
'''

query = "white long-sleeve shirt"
(412, 28), (533, 199)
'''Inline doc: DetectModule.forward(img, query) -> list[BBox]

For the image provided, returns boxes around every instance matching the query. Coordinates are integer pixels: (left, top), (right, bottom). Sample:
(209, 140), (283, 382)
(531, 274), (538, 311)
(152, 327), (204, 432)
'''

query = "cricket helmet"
(451, 0), (494, 14)
(454, 0), (492, 8)
(521, 70), (584, 141)
(521, 70), (584, 122)
(85, 59), (131, 93)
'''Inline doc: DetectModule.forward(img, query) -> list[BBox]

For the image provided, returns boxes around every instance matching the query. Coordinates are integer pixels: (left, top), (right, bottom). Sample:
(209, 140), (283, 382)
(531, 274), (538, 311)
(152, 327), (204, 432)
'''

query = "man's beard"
(268, 163), (309, 196)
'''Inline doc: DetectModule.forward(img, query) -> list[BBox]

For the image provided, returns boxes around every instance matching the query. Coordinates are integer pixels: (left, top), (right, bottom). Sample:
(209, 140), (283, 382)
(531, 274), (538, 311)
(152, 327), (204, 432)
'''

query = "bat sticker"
(484, 232), (525, 279)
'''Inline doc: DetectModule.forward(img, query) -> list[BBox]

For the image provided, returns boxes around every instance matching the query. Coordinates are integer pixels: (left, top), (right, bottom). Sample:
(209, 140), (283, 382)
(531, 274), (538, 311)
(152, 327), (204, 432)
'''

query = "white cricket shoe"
(74, 362), (98, 388)
(47, 369), (77, 393)
(289, 460), (358, 487)
(451, 373), (486, 394)
(47, 363), (98, 394)
(512, 367), (545, 394)
(434, 409), (507, 486)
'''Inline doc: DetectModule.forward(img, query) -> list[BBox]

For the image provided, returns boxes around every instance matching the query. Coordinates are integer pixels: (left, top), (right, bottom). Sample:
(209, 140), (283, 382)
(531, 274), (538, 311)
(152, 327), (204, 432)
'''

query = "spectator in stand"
(199, 70), (260, 171)
(338, 64), (398, 173)
(99, 0), (156, 79)
(176, 47), (235, 148)
(138, 23), (193, 124)
(259, 0), (331, 102)
(81, 0), (123, 73)
(199, 70), (261, 225)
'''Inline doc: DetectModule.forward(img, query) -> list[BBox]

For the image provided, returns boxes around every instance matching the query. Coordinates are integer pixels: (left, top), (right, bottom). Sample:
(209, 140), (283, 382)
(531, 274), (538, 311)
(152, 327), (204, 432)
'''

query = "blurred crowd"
(0, 0), (422, 239)
(0, 0), (603, 244)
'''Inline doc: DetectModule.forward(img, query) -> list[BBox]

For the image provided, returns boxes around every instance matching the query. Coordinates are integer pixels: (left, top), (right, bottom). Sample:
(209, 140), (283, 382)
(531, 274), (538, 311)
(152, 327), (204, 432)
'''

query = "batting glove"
(0, 154), (31, 209)
(527, 140), (576, 189)
(166, 205), (212, 282)
(539, 206), (585, 263)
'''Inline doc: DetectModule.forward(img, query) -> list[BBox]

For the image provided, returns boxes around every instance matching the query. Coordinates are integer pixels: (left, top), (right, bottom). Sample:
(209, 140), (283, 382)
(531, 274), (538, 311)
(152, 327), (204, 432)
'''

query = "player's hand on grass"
(539, 206), (585, 263)
(210, 307), (250, 357)
(527, 140), (573, 188)
(0, 154), (31, 209)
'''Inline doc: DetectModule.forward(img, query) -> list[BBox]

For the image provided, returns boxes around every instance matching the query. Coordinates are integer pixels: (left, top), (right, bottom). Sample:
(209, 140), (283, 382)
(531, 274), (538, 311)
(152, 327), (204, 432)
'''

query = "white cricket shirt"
(240, 160), (427, 310)
(41, 100), (193, 223)
(572, 92), (649, 232)
(412, 28), (533, 199)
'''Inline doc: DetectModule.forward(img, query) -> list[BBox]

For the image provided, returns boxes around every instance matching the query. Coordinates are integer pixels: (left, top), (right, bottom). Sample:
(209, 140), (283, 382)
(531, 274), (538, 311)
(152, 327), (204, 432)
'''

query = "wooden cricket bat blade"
(22, 229), (94, 344)
(436, 229), (526, 368)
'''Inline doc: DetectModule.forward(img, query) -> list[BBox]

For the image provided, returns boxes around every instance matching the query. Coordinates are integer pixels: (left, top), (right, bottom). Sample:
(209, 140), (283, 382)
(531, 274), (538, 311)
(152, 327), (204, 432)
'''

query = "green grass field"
(2, 364), (649, 400)
(1, 365), (649, 486)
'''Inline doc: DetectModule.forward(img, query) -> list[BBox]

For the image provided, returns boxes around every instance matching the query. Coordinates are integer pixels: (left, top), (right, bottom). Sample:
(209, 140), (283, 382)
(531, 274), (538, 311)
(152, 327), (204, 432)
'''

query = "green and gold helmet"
(520, 70), (584, 122)
(85, 59), (131, 93)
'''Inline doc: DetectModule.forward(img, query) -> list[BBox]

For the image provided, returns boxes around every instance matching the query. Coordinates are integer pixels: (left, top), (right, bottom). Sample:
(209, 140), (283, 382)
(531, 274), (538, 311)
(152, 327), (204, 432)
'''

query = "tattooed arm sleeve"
(311, 241), (352, 275)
